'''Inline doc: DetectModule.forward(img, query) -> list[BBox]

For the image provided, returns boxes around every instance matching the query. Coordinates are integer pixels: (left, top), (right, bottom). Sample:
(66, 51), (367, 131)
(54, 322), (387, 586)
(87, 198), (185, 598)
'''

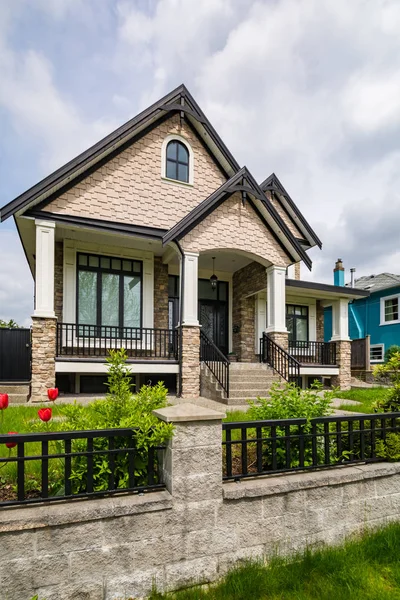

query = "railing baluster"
(241, 427), (248, 475)
(17, 442), (25, 501)
(41, 440), (49, 499)
(311, 422), (318, 466)
(65, 438), (72, 496)
(225, 429), (232, 478)
(256, 426), (263, 473)
(359, 419), (365, 460)
(324, 422), (330, 465)
(86, 437), (94, 494)
(108, 436), (115, 490)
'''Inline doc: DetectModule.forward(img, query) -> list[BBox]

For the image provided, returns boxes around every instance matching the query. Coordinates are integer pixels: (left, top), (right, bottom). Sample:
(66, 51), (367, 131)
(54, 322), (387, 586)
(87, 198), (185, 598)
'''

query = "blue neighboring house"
(325, 272), (400, 364)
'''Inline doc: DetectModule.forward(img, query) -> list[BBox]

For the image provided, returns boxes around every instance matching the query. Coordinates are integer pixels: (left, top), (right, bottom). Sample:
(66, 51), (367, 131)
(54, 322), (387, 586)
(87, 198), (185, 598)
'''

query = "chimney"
(334, 258), (345, 287)
(350, 268), (356, 288)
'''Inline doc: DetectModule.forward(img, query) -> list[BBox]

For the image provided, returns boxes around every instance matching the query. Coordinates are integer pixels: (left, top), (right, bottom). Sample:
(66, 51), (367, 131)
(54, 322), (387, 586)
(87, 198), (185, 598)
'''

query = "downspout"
(349, 302), (363, 339)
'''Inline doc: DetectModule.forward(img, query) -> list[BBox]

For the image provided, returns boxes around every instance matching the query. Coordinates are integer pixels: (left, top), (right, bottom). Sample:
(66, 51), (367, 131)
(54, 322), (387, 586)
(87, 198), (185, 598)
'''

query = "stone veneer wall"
(154, 257), (169, 330)
(316, 300), (324, 343)
(2, 403), (400, 600)
(331, 340), (352, 390)
(233, 261), (267, 362)
(54, 241), (63, 322)
(31, 317), (57, 402)
(294, 262), (301, 280)
(268, 331), (289, 352)
(180, 326), (200, 397)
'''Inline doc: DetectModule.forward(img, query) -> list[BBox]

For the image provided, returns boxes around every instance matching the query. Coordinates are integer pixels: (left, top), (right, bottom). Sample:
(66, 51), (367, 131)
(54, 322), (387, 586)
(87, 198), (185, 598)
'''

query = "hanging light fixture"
(210, 256), (218, 291)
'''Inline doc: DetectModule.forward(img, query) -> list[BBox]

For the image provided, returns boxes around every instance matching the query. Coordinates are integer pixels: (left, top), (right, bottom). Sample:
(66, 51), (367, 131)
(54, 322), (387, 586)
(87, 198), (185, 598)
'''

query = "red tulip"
(5, 432), (18, 449)
(38, 408), (52, 422)
(0, 394), (9, 410)
(47, 388), (58, 402)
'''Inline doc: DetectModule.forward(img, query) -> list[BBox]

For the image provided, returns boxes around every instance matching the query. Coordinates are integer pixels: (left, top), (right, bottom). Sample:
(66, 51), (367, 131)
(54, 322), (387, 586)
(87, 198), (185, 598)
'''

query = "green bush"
(385, 345), (400, 363)
(376, 433), (400, 461)
(373, 351), (400, 412)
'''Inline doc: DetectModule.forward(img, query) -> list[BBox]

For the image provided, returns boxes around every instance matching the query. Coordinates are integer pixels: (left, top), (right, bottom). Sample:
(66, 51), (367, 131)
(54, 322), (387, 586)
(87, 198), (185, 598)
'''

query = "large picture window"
(77, 253), (142, 336)
(286, 304), (308, 342)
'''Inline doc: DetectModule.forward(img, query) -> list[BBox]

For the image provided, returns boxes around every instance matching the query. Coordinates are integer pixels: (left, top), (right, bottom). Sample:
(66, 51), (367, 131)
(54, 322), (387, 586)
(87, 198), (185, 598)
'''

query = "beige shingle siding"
(42, 114), (227, 229)
(267, 191), (304, 240)
(180, 192), (291, 267)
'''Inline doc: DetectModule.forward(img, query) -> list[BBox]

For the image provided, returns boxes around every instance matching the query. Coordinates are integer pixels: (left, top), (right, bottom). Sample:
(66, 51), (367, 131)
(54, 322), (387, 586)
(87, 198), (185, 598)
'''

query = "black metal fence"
(56, 323), (179, 360)
(200, 330), (229, 398)
(0, 428), (166, 506)
(260, 333), (300, 384)
(222, 412), (400, 480)
(288, 340), (337, 365)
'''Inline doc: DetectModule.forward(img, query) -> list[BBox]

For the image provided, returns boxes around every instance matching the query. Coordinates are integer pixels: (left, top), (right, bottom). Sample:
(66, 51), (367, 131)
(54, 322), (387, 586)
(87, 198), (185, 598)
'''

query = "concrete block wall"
(1, 404), (400, 600)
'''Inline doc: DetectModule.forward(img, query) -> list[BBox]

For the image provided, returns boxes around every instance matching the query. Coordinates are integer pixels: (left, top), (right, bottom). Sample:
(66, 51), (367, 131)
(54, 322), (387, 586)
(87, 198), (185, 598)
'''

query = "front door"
(199, 300), (228, 355)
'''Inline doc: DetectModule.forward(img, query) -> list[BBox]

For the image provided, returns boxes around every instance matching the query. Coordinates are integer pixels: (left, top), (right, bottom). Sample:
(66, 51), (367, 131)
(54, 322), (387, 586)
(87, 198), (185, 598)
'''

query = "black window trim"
(165, 140), (190, 183)
(76, 251), (143, 337)
(286, 303), (309, 343)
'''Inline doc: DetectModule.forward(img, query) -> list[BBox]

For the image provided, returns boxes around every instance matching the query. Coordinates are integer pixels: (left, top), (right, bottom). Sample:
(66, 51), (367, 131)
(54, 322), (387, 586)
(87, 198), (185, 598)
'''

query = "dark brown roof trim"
(163, 167), (312, 269)
(1, 84), (240, 222)
(26, 209), (167, 240)
(261, 173), (322, 249)
(286, 278), (370, 297)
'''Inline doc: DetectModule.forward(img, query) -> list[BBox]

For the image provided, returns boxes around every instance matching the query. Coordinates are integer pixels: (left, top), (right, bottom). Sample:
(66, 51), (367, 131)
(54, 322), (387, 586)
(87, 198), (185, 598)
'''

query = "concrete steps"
(200, 362), (281, 406)
(0, 383), (30, 404)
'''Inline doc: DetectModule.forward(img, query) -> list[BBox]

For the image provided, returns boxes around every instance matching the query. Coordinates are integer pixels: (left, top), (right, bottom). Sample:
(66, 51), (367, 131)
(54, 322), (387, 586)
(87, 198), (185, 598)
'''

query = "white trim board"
(56, 361), (179, 374)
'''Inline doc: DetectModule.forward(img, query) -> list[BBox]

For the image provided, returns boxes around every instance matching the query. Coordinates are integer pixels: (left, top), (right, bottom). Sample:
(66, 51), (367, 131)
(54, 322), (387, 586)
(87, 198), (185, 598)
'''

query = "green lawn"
(150, 522), (400, 600)
(334, 387), (389, 413)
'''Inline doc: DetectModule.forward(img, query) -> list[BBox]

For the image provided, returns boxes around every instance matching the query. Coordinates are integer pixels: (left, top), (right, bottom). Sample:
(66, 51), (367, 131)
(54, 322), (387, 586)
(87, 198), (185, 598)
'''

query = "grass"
(334, 387), (389, 413)
(150, 522), (400, 600)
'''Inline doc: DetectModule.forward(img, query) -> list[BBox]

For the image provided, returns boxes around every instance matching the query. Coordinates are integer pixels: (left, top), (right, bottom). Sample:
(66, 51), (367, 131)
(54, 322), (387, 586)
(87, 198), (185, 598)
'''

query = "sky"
(1, 0), (400, 325)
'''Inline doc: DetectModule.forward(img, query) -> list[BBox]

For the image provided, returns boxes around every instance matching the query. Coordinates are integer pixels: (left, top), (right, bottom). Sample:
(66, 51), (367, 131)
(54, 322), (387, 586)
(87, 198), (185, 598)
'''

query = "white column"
(181, 251), (199, 326)
(331, 298), (350, 341)
(266, 265), (287, 333)
(33, 219), (56, 318)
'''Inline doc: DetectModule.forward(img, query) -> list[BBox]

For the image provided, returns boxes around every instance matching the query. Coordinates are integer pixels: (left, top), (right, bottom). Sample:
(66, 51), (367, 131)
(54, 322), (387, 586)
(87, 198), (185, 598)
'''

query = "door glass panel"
(123, 275), (141, 330)
(101, 273), (119, 332)
(218, 282), (228, 301)
(296, 319), (308, 342)
(78, 271), (97, 326)
(199, 279), (217, 300)
(199, 304), (216, 342)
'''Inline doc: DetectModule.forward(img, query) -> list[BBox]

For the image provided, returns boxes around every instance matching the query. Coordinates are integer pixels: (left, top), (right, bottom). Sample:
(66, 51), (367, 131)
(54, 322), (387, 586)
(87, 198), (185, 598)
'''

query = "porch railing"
(56, 323), (179, 360)
(200, 330), (229, 398)
(260, 333), (300, 384)
(288, 341), (337, 365)
(0, 428), (166, 507)
(222, 412), (400, 480)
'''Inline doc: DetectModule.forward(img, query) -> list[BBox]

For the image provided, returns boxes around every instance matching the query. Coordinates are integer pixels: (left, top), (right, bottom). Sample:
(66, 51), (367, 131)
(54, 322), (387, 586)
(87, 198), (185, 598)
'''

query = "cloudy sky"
(1, 0), (400, 325)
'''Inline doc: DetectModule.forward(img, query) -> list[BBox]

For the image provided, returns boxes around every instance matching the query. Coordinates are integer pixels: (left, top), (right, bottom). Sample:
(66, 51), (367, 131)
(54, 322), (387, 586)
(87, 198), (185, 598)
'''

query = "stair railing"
(260, 333), (301, 385)
(200, 330), (230, 398)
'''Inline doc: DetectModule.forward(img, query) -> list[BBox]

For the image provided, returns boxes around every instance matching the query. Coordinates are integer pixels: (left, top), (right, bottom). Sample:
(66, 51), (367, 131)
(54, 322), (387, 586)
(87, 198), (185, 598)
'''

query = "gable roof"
(163, 166), (313, 269)
(0, 84), (240, 222)
(347, 273), (400, 294)
(260, 173), (322, 249)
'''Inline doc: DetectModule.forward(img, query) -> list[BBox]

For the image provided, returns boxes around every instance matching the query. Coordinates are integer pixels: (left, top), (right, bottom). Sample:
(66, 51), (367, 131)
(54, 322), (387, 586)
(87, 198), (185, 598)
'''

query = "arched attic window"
(166, 140), (190, 183)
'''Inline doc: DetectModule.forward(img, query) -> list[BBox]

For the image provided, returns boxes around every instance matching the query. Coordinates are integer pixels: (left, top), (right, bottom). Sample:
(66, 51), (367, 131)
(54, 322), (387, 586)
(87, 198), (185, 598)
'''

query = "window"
(77, 252), (142, 336)
(165, 140), (189, 183)
(370, 344), (384, 363)
(380, 294), (400, 325)
(286, 304), (308, 342)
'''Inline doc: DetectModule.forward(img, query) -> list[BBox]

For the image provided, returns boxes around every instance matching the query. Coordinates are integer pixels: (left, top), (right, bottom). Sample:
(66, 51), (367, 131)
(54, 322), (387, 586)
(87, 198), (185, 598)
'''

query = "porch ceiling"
(198, 250), (252, 273)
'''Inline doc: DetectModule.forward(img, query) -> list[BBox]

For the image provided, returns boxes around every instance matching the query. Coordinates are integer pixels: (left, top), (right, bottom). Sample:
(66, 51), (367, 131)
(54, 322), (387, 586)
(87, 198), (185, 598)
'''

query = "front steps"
(0, 383), (30, 404)
(201, 362), (281, 406)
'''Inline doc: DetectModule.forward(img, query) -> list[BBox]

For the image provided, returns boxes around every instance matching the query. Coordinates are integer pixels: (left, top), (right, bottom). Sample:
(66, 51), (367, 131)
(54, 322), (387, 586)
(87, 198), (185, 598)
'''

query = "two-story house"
(0, 85), (368, 403)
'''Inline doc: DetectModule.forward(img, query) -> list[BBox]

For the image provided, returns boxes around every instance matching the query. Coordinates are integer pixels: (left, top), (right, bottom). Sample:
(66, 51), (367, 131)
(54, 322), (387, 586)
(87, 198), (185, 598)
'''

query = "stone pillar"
(153, 403), (225, 501)
(180, 326), (200, 398)
(267, 331), (289, 352)
(316, 300), (324, 343)
(294, 262), (301, 280)
(154, 257), (169, 329)
(31, 317), (57, 402)
(331, 340), (351, 390)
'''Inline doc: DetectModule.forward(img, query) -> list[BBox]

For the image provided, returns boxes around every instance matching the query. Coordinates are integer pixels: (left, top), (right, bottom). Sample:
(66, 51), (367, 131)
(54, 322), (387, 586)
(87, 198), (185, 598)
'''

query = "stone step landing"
(0, 383), (30, 404)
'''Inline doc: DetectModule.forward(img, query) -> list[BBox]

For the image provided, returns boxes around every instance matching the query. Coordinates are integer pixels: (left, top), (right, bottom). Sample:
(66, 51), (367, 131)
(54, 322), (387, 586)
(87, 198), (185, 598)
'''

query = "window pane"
(133, 261), (142, 273)
(287, 306), (294, 315)
(122, 260), (132, 272)
(111, 259), (121, 271)
(101, 257), (110, 270)
(166, 141), (177, 160)
(296, 318), (308, 342)
(385, 298), (399, 321)
(301, 307), (308, 316)
(295, 307), (302, 315)
(218, 282), (228, 301)
(166, 160), (176, 179)
(286, 315), (294, 341)
(89, 255), (99, 268)
(178, 163), (188, 182)
(198, 279), (217, 300)
(168, 275), (179, 298)
(178, 143), (189, 163)
(78, 271), (97, 325)
(78, 254), (88, 266)
(124, 276), (141, 329)
(370, 346), (383, 361)
(101, 273), (119, 327)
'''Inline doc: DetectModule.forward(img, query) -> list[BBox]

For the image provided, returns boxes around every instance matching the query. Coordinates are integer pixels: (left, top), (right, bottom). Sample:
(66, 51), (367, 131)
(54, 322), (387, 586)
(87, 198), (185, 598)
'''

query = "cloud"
(0, 226), (33, 326)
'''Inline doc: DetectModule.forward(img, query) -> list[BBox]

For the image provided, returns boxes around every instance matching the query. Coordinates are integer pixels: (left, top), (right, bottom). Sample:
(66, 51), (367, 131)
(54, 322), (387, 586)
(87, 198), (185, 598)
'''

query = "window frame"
(161, 134), (194, 186)
(380, 293), (400, 326)
(76, 252), (143, 336)
(286, 303), (309, 343)
(370, 344), (385, 363)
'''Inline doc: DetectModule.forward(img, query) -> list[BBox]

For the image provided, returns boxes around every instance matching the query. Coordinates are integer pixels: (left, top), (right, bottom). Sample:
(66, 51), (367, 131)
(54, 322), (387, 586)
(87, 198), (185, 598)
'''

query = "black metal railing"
(56, 323), (179, 360)
(288, 341), (337, 365)
(200, 330), (229, 398)
(260, 333), (300, 384)
(0, 428), (166, 507)
(222, 412), (400, 480)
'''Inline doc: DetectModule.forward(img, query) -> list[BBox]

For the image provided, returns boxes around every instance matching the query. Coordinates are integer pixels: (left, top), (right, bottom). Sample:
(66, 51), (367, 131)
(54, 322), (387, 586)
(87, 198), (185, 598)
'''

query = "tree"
(0, 319), (20, 328)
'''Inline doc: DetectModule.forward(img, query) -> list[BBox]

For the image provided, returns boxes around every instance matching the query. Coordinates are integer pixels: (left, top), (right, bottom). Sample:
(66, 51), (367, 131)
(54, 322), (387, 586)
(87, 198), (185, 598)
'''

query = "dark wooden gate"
(0, 328), (31, 381)
(351, 336), (370, 371)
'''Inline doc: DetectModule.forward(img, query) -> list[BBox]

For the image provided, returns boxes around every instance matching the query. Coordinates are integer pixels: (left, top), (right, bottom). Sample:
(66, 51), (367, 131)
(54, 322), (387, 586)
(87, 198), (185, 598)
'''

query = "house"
(0, 85), (369, 402)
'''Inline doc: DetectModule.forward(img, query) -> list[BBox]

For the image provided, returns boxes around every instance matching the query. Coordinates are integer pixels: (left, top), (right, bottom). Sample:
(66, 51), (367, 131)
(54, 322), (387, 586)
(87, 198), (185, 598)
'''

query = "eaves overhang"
(286, 278), (370, 299)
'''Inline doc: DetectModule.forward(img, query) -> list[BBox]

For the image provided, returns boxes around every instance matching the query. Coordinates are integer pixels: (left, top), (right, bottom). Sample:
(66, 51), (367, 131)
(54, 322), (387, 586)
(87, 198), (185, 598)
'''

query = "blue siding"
(324, 285), (400, 354)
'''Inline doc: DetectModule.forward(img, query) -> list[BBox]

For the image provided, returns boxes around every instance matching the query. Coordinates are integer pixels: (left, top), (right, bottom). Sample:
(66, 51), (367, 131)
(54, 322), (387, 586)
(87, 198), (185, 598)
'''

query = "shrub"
(373, 351), (400, 412)
(376, 433), (400, 462)
(385, 345), (400, 363)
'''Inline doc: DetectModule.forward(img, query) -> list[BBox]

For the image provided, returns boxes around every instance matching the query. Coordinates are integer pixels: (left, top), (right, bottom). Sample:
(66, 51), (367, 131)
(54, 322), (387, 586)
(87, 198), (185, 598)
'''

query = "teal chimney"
(334, 258), (345, 287)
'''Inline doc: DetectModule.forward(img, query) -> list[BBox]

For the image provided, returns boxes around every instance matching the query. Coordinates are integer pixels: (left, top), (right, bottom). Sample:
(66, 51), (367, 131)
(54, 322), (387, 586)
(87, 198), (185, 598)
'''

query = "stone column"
(153, 403), (225, 502)
(154, 257), (169, 329)
(316, 300), (324, 343)
(331, 340), (351, 390)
